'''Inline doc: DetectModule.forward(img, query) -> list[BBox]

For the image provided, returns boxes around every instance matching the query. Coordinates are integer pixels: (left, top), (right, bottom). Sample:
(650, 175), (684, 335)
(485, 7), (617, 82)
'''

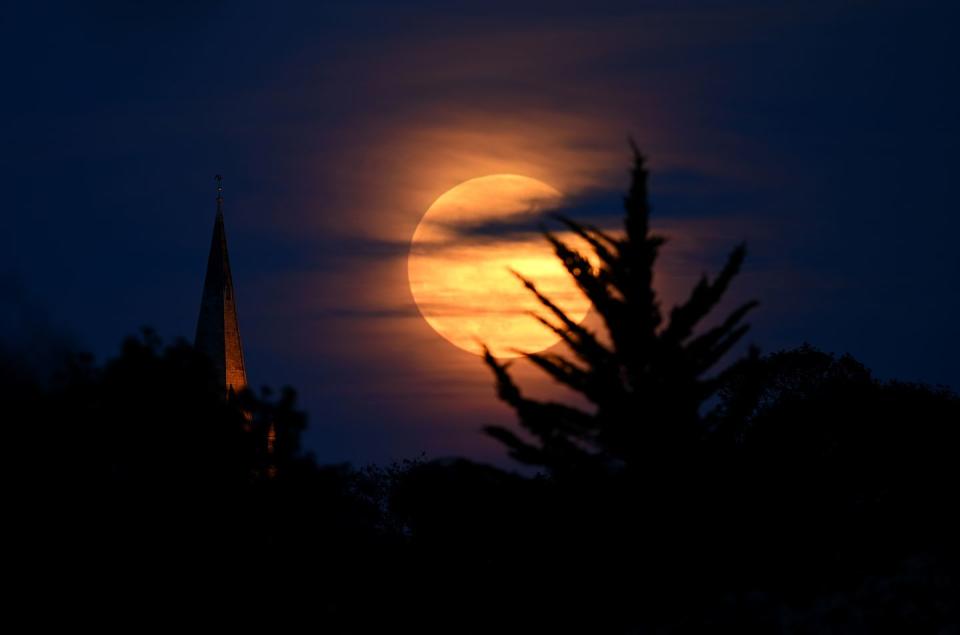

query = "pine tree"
(484, 145), (758, 474)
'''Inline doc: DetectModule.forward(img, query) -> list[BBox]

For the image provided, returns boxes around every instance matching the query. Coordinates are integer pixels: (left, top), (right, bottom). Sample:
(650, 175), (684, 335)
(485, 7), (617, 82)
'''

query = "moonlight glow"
(408, 174), (594, 358)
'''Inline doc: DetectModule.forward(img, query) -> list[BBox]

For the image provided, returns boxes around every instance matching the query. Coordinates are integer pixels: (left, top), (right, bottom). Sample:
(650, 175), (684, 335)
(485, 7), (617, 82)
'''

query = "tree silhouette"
(484, 146), (758, 473)
(8, 329), (411, 629)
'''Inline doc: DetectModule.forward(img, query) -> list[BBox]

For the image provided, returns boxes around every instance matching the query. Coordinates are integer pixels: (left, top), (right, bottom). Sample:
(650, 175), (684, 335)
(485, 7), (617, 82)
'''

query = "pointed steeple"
(195, 175), (247, 396)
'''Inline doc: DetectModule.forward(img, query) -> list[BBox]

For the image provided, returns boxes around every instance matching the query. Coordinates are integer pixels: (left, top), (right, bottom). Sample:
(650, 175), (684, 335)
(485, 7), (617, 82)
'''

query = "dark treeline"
(9, 151), (960, 632)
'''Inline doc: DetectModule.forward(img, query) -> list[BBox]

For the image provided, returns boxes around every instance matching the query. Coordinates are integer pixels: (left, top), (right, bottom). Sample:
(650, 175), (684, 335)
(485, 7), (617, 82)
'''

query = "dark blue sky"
(3, 0), (958, 466)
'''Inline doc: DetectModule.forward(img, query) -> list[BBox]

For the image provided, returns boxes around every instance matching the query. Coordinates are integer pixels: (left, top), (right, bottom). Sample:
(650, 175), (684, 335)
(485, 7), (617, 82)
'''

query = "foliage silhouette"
(13, 329), (955, 631)
(484, 144), (757, 474)
(8, 149), (960, 632)
(10, 330), (410, 629)
(465, 148), (960, 631)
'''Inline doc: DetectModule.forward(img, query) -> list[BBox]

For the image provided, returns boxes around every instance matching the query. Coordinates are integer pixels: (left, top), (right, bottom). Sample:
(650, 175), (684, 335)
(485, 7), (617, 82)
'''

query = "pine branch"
(543, 231), (615, 311)
(686, 300), (759, 374)
(513, 273), (613, 366)
(665, 244), (747, 343)
(624, 139), (651, 246)
(525, 352), (603, 403)
(555, 216), (619, 269)
(483, 426), (545, 465)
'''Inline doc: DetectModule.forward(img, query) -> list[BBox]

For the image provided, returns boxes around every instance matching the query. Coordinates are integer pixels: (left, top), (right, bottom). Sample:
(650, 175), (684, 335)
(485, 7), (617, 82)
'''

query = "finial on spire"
(215, 174), (223, 214)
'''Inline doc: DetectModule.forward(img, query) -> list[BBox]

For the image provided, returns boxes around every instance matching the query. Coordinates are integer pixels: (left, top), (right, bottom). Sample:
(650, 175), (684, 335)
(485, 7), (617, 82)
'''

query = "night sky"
(3, 0), (958, 467)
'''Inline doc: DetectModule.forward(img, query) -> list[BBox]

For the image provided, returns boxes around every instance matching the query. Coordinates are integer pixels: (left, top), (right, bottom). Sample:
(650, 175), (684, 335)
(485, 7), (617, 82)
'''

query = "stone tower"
(195, 175), (247, 396)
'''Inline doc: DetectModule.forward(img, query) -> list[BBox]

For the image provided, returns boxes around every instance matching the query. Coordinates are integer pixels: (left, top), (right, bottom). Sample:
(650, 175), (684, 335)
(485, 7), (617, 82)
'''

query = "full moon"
(408, 174), (594, 358)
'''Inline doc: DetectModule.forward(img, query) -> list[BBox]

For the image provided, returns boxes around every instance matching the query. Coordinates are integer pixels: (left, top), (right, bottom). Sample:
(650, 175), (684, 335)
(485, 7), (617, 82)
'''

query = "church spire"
(195, 174), (248, 396)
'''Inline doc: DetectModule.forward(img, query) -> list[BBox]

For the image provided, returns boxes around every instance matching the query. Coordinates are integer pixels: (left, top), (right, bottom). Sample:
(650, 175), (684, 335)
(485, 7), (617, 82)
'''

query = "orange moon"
(408, 174), (594, 358)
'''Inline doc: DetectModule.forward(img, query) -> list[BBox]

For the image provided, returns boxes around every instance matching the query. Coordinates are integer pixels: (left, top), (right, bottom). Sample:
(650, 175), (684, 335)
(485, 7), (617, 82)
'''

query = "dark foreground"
(8, 334), (959, 633)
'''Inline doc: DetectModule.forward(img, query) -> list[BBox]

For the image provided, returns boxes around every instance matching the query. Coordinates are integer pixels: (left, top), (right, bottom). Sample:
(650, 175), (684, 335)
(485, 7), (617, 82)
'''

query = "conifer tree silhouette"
(484, 145), (758, 473)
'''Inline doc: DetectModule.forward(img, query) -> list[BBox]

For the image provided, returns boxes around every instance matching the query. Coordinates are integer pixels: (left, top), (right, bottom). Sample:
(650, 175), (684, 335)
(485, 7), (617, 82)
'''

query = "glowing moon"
(408, 174), (593, 358)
